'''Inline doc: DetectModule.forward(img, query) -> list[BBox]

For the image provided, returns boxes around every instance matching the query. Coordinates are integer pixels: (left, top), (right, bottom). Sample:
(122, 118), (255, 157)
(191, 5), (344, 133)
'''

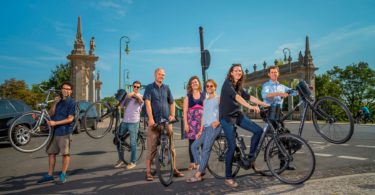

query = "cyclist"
(362, 106), (371, 123)
(262, 65), (297, 170)
(114, 80), (144, 169)
(219, 64), (269, 188)
(37, 81), (75, 184)
(143, 68), (184, 181)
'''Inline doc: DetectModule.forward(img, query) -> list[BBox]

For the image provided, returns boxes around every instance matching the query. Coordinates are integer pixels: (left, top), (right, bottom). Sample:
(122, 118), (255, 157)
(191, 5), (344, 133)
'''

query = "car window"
(0, 100), (17, 116)
(11, 100), (32, 112)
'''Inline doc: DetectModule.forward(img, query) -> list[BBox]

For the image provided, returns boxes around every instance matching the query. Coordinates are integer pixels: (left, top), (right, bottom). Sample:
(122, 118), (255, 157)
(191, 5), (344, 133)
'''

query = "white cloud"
(207, 32), (225, 49)
(90, 0), (131, 17)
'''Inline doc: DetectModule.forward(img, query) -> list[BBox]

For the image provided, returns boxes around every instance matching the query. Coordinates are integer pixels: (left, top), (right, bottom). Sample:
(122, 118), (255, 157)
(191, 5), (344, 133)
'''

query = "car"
(73, 101), (98, 134)
(0, 99), (33, 142)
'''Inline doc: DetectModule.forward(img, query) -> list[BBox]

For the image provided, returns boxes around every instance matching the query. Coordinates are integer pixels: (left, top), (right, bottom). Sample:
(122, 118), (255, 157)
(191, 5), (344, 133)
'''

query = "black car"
(0, 99), (33, 142)
(73, 101), (98, 133)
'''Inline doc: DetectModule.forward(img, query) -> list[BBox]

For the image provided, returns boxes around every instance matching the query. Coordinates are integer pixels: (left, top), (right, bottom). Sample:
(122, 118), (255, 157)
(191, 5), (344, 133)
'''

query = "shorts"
(46, 134), (71, 155)
(146, 124), (175, 161)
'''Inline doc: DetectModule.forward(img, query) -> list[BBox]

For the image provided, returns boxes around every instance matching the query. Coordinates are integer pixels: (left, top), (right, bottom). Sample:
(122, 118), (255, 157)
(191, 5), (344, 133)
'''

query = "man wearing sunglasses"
(114, 80), (144, 170)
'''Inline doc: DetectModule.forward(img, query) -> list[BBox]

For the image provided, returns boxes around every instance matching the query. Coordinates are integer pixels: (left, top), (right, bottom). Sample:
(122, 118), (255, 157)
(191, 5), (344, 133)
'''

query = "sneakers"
(37, 174), (54, 184)
(114, 160), (126, 168)
(59, 172), (67, 183)
(126, 163), (136, 170)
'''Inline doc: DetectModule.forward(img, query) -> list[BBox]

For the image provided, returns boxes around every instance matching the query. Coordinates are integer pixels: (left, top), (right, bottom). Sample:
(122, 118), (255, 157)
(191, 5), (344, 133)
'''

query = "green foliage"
(42, 63), (71, 89)
(317, 62), (375, 116)
(101, 96), (117, 106)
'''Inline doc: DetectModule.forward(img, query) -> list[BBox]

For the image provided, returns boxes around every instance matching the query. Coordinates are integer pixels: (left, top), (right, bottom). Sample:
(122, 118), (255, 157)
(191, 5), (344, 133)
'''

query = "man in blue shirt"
(38, 81), (75, 184)
(261, 66), (292, 106)
(362, 106), (371, 122)
(143, 68), (184, 181)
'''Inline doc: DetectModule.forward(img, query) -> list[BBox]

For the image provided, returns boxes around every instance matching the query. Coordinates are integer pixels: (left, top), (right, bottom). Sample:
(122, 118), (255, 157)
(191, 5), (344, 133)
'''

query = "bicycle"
(153, 118), (178, 187)
(207, 106), (316, 184)
(283, 80), (354, 144)
(83, 89), (146, 164)
(8, 86), (57, 153)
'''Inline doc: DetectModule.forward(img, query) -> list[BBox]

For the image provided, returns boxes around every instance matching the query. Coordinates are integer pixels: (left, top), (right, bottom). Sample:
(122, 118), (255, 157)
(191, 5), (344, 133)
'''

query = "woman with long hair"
(219, 64), (269, 188)
(183, 76), (205, 170)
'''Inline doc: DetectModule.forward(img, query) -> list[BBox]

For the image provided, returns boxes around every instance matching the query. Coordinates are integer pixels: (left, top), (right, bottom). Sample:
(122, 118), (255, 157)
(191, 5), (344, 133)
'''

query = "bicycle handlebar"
(153, 118), (179, 127)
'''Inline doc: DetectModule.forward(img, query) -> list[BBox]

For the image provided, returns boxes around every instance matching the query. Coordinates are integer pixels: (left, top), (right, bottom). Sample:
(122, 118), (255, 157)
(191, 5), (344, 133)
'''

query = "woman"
(219, 64), (269, 188)
(183, 76), (205, 170)
(186, 79), (221, 182)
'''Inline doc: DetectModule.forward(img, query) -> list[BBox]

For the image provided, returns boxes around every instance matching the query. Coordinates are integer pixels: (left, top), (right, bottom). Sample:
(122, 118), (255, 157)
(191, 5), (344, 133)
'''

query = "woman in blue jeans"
(219, 64), (269, 188)
(186, 79), (221, 183)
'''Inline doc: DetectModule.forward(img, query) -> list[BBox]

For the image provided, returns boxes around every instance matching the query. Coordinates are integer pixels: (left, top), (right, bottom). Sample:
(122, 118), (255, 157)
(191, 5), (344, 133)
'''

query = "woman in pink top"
(183, 76), (205, 170)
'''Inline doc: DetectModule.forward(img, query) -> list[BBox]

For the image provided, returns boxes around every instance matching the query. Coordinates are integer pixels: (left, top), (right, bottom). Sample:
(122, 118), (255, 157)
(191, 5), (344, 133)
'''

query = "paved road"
(0, 122), (374, 194)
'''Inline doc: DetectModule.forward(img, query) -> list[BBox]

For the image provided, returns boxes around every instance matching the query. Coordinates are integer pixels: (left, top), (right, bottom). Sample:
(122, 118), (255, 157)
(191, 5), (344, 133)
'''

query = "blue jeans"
(221, 116), (263, 179)
(191, 126), (222, 174)
(117, 122), (139, 163)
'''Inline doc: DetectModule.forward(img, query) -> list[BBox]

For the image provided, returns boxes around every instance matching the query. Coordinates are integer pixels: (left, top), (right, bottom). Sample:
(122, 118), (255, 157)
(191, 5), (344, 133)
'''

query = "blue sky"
(1, 0), (375, 99)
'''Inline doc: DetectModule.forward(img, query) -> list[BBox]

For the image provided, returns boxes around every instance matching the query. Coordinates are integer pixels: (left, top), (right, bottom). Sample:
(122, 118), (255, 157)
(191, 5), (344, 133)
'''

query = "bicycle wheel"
(207, 135), (240, 179)
(312, 96), (354, 144)
(123, 133), (145, 164)
(8, 111), (53, 153)
(266, 133), (315, 184)
(84, 102), (114, 139)
(155, 143), (173, 186)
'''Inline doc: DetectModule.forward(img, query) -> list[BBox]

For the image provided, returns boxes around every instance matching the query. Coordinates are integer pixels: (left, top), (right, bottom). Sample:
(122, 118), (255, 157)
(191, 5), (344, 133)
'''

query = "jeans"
(221, 116), (263, 179)
(117, 122), (139, 163)
(191, 126), (222, 174)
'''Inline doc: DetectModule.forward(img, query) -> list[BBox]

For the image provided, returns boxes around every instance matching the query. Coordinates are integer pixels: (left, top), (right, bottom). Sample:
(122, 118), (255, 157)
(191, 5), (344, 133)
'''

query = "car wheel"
(12, 125), (31, 146)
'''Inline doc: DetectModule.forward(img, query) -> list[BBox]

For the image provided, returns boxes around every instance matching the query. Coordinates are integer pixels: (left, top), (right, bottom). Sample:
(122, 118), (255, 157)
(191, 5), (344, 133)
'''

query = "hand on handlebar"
(249, 105), (260, 113)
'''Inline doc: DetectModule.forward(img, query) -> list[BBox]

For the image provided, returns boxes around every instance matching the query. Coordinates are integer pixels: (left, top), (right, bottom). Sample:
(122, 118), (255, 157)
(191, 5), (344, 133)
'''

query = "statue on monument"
(89, 37), (95, 55)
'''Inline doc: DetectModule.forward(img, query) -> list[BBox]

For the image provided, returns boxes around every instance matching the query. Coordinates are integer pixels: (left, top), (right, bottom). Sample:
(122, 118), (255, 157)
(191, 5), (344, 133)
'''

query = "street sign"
(201, 49), (211, 70)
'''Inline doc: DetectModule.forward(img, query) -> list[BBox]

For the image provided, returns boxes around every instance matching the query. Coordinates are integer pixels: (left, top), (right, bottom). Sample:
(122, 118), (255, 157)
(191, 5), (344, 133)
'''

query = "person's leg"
(220, 119), (236, 179)
(61, 135), (71, 173)
(146, 125), (159, 180)
(188, 139), (196, 169)
(168, 124), (184, 177)
(191, 130), (205, 166)
(48, 154), (56, 176)
(238, 116), (263, 159)
(198, 126), (221, 175)
(128, 123), (139, 164)
(118, 122), (128, 162)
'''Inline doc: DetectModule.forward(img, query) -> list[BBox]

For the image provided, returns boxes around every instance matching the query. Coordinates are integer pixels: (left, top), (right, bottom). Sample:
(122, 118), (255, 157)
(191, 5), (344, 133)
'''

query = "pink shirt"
(122, 95), (143, 123)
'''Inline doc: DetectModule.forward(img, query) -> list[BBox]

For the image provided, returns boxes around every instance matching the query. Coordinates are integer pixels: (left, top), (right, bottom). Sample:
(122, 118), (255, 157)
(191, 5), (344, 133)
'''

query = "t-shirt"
(51, 97), (76, 136)
(219, 79), (250, 122)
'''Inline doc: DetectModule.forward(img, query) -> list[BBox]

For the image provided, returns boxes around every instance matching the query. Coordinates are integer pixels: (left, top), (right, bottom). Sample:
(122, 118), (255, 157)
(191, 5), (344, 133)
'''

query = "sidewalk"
(230, 172), (375, 195)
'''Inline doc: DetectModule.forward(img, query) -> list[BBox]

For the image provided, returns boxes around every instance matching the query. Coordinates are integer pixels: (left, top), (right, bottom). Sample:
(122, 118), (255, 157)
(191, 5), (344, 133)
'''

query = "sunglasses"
(133, 86), (141, 89)
(206, 85), (214, 88)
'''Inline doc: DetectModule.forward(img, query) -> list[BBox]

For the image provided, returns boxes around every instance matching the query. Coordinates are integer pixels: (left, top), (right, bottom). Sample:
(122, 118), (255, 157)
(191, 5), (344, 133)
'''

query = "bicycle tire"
(312, 96), (354, 144)
(84, 102), (114, 139)
(207, 135), (240, 179)
(123, 133), (145, 164)
(156, 143), (173, 186)
(266, 133), (315, 184)
(8, 111), (53, 153)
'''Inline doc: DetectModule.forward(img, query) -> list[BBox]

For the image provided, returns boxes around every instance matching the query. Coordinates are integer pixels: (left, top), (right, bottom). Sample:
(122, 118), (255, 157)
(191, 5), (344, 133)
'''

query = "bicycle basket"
(296, 81), (312, 100)
(115, 89), (127, 102)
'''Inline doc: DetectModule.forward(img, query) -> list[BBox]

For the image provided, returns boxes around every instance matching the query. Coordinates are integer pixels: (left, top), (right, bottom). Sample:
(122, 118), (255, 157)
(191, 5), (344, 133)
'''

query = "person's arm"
(134, 93), (144, 105)
(183, 96), (189, 133)
(145, 100), (154, 126)
(235, 94), (260, 113)
(267, 92), (289, 98)
(48, 96), (61, 116)
(169, 101), (175, 121)
(250, 96), (269, 107)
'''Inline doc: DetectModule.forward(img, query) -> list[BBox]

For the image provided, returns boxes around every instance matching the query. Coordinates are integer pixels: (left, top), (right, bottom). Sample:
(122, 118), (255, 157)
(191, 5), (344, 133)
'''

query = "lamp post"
(124, 69), (130, 91)
(119, 36), (130, 89)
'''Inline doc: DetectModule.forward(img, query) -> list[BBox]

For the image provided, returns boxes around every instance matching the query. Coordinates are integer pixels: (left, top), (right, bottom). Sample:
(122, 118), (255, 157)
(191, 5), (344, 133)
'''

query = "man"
(362, 105), (371, 123)
(38, 81), (75, 184)
(261, 65), (296, 170)
(114, 80), (144, 169)
(261, 66), (293, 106)
(143, 68), (184, 181)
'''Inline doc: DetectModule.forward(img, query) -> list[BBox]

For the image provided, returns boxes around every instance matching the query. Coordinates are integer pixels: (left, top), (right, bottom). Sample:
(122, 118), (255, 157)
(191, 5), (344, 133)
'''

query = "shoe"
(224, 179), (238, 188)
(280, 161), (296, 170)
(186, 175), (202, 183)
(126, 163), (136, 170)
(173, 170), (184, 177)
(114, 160), (126, 168)
(37, 174), (54, 184)
(59, 172), (67, 184)
(146, 173), (154, 181)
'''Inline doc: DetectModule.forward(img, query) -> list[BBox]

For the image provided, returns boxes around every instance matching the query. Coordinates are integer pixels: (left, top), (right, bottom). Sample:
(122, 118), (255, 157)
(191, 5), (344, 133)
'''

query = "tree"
(324, 62), (375, 114)
(43, 63), (71, 89)
(315, 73), (342, 99)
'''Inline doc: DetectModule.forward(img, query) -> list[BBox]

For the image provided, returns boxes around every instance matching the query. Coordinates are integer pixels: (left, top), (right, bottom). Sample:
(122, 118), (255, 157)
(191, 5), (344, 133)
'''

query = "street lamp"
(283, 48), (292, 73)
(124, 69), (130, 91)
(119, 36), (130, 89)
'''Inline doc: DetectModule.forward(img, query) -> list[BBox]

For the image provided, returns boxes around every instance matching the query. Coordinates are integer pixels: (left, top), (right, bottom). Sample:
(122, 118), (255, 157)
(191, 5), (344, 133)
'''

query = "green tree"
(42, 63), (71, 89)
(315, 73), (342, 99)
(325, 62), (375, 114)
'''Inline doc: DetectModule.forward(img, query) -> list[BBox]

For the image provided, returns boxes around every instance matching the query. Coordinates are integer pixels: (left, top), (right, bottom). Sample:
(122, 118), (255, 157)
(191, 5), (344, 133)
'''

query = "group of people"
(36, 64), (295, 188)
